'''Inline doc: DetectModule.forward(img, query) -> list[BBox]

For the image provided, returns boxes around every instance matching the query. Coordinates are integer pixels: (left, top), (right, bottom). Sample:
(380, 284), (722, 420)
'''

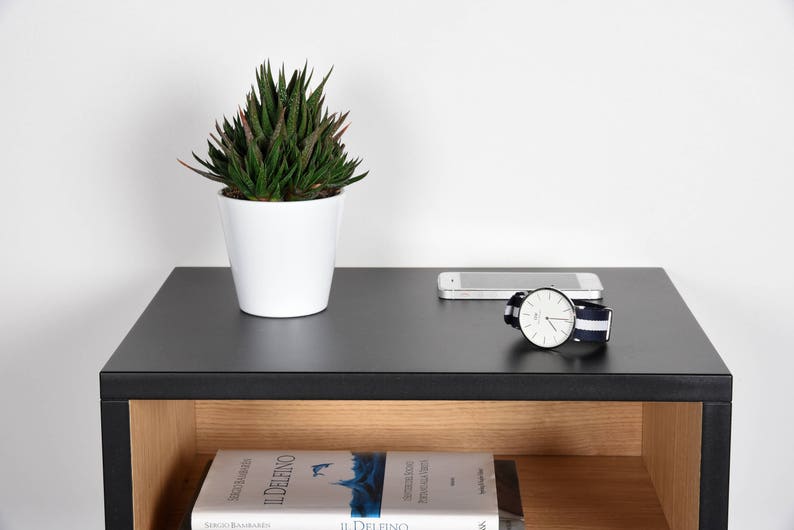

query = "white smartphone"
(437, 272), (604, 300)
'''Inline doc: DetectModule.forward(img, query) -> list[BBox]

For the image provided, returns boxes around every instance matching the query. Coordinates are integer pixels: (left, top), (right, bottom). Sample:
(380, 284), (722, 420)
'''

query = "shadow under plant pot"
(217, 189), (345, 318)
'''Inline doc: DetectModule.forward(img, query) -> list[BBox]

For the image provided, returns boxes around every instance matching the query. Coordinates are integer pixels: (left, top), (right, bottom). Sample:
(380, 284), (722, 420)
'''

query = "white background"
(1, 1), (793, 528)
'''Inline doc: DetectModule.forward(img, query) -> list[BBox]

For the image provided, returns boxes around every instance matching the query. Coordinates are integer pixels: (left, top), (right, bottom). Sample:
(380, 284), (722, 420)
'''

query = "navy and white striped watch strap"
(504, 290), (612, 343)
(571, 300), (612, 343)
(504, 292), (527, 329)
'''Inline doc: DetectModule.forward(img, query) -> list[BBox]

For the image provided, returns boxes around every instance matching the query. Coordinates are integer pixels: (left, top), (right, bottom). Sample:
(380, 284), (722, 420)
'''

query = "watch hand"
(547, 317), (571, 321)
(545, 317), (558, 332)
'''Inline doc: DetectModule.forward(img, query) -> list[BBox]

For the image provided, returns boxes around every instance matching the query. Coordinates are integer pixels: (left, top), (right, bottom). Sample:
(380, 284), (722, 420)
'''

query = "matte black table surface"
(101, 267), (731, 402)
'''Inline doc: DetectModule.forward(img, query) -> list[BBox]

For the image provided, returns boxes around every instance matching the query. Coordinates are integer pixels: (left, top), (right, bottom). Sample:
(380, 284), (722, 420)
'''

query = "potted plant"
(179, 62), (368, 317)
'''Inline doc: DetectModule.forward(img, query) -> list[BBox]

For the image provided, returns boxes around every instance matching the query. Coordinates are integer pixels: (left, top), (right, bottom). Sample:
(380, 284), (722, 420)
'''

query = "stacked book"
(181, 450), (525, 530)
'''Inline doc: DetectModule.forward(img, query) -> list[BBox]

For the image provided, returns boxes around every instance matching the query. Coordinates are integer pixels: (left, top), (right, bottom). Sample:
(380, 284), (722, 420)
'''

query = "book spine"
(193, 513), (500, 530)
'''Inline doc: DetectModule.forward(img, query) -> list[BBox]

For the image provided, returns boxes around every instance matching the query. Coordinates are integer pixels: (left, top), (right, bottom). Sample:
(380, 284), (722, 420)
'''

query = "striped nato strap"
(504, 292), (527, 329)
(504, 291), (613, 343)
(571, 299), (613, 343)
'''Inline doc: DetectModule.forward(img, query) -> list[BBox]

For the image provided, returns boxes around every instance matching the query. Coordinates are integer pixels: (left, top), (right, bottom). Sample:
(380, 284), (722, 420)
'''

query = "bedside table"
(100, 267), (731, 530)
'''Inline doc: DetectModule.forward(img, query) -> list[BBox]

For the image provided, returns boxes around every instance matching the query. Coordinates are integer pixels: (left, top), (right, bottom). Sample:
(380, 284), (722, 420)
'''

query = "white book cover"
(192, 450), (499, 530)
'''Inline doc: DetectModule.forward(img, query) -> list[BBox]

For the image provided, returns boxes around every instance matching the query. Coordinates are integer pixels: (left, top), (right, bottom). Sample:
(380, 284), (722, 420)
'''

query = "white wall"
(1, 0), (792, 528)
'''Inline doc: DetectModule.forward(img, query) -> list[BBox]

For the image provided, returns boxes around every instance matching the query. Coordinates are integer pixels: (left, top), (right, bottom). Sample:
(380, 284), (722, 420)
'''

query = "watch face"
(517, 288), (576, 348)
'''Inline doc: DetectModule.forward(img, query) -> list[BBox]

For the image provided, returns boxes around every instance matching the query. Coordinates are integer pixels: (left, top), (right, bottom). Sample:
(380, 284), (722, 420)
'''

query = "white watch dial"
(518, 288), (576, 348)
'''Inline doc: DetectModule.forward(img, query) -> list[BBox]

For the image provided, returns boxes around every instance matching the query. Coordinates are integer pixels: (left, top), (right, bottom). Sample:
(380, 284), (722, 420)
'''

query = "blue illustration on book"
(311, 463), (333, 477)
(332, 452), (386, 517)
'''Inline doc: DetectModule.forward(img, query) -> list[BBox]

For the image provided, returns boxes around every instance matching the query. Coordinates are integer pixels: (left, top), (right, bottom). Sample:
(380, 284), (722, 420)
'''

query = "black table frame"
(100, 267), (732, 530)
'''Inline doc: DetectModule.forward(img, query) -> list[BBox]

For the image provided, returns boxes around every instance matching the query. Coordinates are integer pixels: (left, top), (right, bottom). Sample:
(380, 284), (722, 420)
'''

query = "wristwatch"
(504, 287), (613, 348)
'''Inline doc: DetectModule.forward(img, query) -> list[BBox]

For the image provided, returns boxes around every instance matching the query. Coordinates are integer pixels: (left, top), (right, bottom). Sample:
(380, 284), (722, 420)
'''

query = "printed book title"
(226, 454), (297, 506)
(339, 523), (409, 530)
(262, 455), (296, 505)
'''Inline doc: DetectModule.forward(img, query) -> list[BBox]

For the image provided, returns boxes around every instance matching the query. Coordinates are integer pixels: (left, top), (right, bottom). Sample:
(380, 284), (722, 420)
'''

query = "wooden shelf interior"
(128, 400), (702, 530)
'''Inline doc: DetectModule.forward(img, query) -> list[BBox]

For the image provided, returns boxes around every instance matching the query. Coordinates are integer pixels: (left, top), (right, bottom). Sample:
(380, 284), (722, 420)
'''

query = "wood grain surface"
(516, 455), (669, 529)
(128, 399), (707, 530)
(642, 402), (702, 530)
(129, 400), (196, 530)
(194, 400), (643, 456)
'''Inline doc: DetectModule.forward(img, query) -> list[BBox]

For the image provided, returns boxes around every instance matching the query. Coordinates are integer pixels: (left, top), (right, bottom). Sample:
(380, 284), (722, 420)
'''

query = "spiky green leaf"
(179, 61), (367, 201)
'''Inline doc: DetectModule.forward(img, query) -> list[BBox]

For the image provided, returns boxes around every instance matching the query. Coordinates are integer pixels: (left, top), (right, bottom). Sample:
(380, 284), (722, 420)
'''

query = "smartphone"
(437, 272), (604, 300)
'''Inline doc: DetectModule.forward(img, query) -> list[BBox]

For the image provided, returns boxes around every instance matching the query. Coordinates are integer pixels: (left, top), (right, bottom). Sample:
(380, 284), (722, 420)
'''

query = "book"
(189, 450), (500, 530)
(181, 456), (525, 530)
(494, 460), (524, 530)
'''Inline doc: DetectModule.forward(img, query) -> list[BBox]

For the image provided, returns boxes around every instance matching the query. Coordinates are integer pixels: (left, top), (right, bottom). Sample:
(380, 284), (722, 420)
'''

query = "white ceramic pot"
(217, 190), (345, 317)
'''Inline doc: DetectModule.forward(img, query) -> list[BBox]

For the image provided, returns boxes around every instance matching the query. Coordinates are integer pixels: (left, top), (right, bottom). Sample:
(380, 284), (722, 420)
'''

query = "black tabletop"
(100, 267), (731, 402)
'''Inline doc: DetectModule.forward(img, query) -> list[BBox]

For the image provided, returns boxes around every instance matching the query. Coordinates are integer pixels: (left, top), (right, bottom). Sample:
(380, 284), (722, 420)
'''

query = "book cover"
(494, 459), (523, 521)
(191, 450), (499, 530)
(493, 460), (524, 530)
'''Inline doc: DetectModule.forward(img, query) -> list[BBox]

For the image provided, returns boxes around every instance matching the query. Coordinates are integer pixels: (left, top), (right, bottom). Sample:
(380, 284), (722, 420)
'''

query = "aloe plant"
(179, 62), (368, 201)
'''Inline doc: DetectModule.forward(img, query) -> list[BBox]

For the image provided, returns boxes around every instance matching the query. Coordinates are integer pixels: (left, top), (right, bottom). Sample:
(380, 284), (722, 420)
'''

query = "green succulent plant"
(179, 61), (368, 201)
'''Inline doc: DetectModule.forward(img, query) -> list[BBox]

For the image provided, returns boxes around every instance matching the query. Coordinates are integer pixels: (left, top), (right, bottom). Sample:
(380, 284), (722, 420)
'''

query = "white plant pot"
(217, 190), (345, 318)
